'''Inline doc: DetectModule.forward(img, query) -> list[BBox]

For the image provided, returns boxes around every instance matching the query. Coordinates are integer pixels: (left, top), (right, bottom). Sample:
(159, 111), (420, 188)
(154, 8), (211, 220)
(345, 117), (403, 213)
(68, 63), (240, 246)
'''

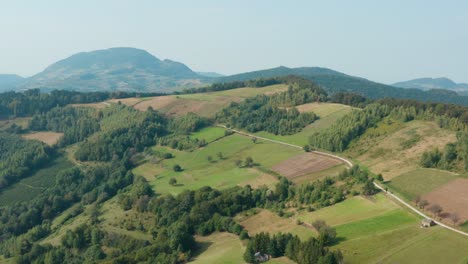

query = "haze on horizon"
(1, 0), (467, 84)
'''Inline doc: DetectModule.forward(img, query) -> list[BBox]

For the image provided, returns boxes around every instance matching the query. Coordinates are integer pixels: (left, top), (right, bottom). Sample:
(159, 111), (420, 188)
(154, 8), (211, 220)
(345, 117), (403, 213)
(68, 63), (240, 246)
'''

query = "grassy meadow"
(133, 133), (303, 195)
(386, 168), (458, 201)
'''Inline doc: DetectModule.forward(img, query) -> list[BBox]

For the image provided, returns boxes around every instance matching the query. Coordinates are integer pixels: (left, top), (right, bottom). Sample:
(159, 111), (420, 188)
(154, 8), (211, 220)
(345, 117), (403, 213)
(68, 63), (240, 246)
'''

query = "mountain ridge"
(393, 77), (468, 96)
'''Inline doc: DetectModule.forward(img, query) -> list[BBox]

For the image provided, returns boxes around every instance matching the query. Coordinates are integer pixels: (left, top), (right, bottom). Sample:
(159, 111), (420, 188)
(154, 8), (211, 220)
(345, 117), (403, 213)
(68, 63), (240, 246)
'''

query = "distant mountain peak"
(393, 77), (468, 96)
(22, 47), (205, 92)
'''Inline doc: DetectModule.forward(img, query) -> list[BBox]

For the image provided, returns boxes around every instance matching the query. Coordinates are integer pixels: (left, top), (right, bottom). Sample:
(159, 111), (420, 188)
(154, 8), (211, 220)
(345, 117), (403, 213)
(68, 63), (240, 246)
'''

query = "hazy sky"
(1, 0), (467, 84)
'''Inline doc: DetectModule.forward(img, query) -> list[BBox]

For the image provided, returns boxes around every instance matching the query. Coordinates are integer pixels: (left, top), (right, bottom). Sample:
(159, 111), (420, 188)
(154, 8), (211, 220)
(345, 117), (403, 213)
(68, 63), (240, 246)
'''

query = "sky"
(1, 0), (467, 84)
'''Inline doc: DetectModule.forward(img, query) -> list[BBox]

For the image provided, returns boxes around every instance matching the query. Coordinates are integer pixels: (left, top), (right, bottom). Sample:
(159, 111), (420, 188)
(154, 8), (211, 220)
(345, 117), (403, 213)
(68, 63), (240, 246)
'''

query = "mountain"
(196, 71), (225, 78)
(393, 77), (468, 96)
(0, 74), (25, 91)
(22, 47), (209, 92)
(220, 66), (468, 106)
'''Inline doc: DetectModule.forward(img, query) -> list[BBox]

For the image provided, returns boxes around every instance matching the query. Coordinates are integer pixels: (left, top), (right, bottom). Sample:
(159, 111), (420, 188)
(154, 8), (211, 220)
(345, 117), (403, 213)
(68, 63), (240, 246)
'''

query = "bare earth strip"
(272, 153), (342, 179)
(22, 132), (63, 145)
(422, 179), (468, 222)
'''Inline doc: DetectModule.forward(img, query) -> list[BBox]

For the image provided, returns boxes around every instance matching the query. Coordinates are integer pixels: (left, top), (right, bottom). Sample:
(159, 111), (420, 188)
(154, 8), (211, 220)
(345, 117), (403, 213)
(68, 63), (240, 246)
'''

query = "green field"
(0, 156), (73, 206)
(191, 233), (245, 264)
(254, 104), (354, 146)
(387, 168), (458, 200)
(189, 126), (226, 143)
(297, 193), (399, 226)
(134, 133), (302, 195)
(238, 192), (468, 263)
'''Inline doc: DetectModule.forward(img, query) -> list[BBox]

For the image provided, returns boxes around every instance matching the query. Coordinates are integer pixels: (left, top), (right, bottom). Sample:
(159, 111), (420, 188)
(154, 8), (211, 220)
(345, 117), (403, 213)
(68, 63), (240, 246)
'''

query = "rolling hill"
(220, 66), (468, 106)
(393, 77), (468, 96)
(21, 47), (209, 92)
(0, 74), (25, 91)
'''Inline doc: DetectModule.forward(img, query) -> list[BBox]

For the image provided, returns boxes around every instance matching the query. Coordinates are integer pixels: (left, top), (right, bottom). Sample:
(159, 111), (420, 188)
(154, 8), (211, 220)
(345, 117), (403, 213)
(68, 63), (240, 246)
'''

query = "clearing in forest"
(22, 131), (63, 145)
(120, 84), (289, 117)
(346, 120), (456, 180)
(272, 152), (342, 179)
(191, 232), (245, 264)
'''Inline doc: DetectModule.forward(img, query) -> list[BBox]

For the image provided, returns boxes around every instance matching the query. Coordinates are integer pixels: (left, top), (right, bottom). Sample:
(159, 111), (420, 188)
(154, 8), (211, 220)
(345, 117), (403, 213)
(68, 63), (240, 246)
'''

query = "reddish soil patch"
(272, 153), (342, 179)
(422, 178), (468, 221)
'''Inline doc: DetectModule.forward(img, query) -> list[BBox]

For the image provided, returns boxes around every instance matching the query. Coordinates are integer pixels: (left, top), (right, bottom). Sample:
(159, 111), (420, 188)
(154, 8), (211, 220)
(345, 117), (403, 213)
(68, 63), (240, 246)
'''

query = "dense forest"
(0, 88), (164, 119)
(0, 133), (53, 189)
(216, 78), (326, 135)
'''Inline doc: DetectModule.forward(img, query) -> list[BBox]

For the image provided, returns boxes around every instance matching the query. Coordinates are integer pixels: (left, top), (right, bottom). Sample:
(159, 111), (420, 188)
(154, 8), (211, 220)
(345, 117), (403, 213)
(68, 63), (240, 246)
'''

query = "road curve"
(217, 124), (468, 238)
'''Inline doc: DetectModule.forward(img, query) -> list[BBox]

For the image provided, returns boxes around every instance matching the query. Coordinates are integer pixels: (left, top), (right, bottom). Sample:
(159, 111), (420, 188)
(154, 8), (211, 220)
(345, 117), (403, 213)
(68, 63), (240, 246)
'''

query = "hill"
(220, 66), (468, 106)
(393, 77), (468, 96)
(0, 74), (25, 91)
(196, 71), (225, 78)
(22, 47), (209, 92)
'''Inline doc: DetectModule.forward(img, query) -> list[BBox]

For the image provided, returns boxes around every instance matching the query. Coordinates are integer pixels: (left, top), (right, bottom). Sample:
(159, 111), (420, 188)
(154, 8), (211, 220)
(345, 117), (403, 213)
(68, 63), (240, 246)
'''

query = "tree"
(303, 145), (311, 152)
(428, 204), (443, 218)
(245, 157), (254, 168)
(173, 164), (182, 172)
(169, 178), (177, 186)
(449, 213), (460, 226)
(419, 199), (429, 209)
(414, 195), (421, 206)
(207, 155), (213, 162)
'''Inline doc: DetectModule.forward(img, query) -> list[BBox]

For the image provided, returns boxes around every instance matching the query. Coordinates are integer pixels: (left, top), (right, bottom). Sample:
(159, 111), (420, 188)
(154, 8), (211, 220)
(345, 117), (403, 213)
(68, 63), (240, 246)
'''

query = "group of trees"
(0, 133), (53, 189)
(0, 88), (165, 119)
(309, 104), (391, 152)
(243, 232), (343, 264)
(420, 131), (468, 171)
(29, 107), (101, 146)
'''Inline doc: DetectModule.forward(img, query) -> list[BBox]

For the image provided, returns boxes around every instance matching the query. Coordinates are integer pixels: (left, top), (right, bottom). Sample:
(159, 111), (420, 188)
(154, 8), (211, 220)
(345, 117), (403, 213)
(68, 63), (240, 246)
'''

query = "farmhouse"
(421, 218), (435, 228)
(254, 252), (270, 262)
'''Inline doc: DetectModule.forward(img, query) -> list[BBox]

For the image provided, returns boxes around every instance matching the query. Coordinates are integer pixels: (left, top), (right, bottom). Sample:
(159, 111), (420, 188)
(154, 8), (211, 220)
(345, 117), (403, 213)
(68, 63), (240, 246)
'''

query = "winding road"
(217, 124), (468, 238)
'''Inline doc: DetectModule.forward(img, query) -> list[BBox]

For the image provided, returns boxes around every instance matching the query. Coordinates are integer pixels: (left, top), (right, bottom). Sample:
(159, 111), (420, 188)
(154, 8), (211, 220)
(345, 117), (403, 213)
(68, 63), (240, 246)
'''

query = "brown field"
(238, 209), (314, 240)
(422, 179), (468, 222)
(22, 132), (63, 145)
(108, 97), (143, 106)
(132, 96), (234, 117)
(239, 169), (279, 189)
(70, 102), (107, 109)
(272, 153), (343, 179)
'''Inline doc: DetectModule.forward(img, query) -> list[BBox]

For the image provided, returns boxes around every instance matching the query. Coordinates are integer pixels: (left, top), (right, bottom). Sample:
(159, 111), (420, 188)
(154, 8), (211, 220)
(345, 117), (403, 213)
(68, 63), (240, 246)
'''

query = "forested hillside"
(219, 66), (468, 106)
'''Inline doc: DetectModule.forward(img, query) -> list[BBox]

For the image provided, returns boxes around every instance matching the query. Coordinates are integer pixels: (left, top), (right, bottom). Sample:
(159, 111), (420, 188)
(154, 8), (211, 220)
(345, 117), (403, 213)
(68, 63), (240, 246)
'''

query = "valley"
(0, 77), (467, 264)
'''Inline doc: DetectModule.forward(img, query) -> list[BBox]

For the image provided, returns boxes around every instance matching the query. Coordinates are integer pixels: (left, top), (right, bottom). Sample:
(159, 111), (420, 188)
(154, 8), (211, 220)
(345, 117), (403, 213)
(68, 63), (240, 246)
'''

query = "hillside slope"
(220, 67), (468, 106)
(22, 47), (209, 92)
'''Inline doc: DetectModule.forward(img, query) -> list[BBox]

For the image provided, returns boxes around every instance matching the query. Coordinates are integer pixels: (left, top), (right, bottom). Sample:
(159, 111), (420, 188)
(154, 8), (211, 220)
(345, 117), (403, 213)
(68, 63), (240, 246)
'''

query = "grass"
(296, 193), (399, 226)
(191, 232), (245, 264)
(291, 164), (346, 185)
(189, 126), (226, 143)
(346, 120), (457, 179)
(134, 133), (302, 195)
(386, 168), (457, 201)
(0, 156), (73, 206)
(238, 209), (315, 241)
(0, 117), (31, 131)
